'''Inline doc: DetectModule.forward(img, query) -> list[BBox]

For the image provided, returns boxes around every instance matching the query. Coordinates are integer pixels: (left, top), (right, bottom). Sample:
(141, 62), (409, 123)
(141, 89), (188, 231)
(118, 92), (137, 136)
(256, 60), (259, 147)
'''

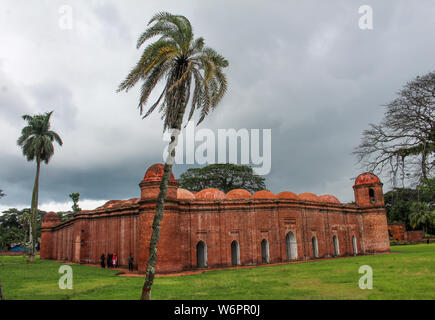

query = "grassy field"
(0, 243), (434, 300)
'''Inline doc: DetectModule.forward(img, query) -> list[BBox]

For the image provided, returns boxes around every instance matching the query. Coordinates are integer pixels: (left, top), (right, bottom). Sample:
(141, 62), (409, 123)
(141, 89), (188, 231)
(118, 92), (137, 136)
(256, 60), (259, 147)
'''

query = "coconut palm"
(17, 111), (63, 261)
(409, 202), (435, 235)
(117, 12), (229, 300)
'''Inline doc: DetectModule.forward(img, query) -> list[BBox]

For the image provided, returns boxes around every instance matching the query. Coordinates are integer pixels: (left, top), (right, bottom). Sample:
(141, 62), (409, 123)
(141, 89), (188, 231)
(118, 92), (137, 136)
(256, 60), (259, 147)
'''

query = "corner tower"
(137, 163), (181, 273)
(353, 173), (390, 253)
(353, 172), (384, 207)
(139, 163), (178, 201)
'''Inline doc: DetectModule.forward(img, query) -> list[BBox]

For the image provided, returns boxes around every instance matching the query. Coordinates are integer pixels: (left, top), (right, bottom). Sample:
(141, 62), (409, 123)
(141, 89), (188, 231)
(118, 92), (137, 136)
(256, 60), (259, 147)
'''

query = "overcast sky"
(1, 0), (435, 212)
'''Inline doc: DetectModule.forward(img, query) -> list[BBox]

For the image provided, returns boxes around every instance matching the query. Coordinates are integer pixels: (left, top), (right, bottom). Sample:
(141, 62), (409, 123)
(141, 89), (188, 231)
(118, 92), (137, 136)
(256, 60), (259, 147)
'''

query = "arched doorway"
(333, 235), (340, 256)
(286, 232), (298, 260)
(312, 237), (319, 258)
(196, 241), (207, 268)
(352, 236), (358, 255)
(261, 239), (269, 263)
(231, 240), (240, 266)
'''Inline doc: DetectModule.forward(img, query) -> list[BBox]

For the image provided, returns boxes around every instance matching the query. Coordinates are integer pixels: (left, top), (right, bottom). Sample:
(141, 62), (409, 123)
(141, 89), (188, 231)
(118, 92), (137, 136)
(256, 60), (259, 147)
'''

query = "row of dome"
(178, 188), (341, 204)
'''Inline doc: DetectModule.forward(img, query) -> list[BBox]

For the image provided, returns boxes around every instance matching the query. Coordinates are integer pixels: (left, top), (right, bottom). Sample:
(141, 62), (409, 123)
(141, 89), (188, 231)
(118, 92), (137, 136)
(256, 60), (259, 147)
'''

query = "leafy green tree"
(0, 209), (23, 251)
(69, 192), (81, 213)
(0, 208), (45, 252)
(384, 188), (417, 228)
(179, 164), (266, 193)
(57, 211), (74, 222)
(17, 111), (63, 261)
(409, 202), (435, 235)
(410, 178), (435, 235)
(384, 178), (435, 234)
(118, 12), (228, 300)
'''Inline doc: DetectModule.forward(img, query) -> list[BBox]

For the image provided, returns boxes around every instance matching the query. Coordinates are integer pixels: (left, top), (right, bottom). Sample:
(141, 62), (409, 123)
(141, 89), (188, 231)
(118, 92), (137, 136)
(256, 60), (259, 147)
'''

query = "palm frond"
(118, 12), (229, 130)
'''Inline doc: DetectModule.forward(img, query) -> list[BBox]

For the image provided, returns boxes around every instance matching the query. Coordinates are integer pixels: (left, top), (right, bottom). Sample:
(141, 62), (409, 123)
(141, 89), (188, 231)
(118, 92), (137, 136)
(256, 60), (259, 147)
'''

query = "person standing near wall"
(100, 254), (106, 268)
(112, 252), (117, 268)
(128, 254), (134, 271)
(107, 253), (112, 268)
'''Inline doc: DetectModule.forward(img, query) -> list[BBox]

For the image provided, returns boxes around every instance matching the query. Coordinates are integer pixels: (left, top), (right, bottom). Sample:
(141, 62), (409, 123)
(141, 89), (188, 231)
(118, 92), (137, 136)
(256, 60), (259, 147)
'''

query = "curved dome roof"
(143, 164), (176, 183)
(298, 193), (320, 202)
(277, 191), (299, 200)
(43, 211), (59, 220)
(177, 188), (196, 200)
(253, 190), (277, 199)
(42, 211), (60, 225)
(225, 189), (252, 199)
(123, 198), (140, 205)
(355, 172), (380, 185)
(318, 194), (341, 204)
(196, 188), (225, 200)
(99, 200), (122, 209)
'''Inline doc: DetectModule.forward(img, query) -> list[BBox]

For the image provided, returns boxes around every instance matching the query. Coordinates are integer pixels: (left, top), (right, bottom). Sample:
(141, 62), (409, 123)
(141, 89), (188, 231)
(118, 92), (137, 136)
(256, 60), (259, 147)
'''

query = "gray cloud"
(1, 0), (435, 211)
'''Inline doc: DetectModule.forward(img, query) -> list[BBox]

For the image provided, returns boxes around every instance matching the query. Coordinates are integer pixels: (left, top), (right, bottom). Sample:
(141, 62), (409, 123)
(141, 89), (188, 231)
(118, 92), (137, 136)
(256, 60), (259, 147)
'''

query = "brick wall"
(40, 167), (391, 273)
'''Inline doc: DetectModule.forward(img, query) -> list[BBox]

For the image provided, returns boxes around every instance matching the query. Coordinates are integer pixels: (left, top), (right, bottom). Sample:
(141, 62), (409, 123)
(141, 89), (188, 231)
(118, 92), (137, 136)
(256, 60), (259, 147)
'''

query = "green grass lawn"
(0, 244), (434, 300)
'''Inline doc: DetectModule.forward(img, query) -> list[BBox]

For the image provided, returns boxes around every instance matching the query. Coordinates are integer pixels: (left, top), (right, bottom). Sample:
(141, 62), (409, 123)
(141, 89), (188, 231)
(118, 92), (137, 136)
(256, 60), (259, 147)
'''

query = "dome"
(298, 193), (320, 202)
(225, 189), (252, 199)
(43, 211), (59, 221)
(42, 211), (60, 226)
(277, 191), (299, 200)
(355, 172), (380, 185)
(318, 194), (341, 204)
(196, 188), (225, 200)
(123, 198), (140, 205)
(253, 190), (277, 199)
(98, 200), (122, 209)
(177, 188), (196, 200)
(143, 164), (176, 183)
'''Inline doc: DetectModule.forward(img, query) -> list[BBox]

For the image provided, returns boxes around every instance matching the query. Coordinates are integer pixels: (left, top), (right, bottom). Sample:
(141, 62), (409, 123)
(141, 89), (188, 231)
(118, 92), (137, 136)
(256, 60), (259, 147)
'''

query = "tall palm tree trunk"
(29, 156), (41, 262)
(140, 128), (184, 300)
(140, 161), (174, 300)
(141, 74), (187, 300)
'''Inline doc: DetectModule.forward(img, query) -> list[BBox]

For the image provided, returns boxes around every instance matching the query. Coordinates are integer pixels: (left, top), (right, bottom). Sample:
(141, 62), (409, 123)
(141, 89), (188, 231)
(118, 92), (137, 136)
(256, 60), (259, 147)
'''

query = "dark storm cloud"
(0, 66), (32, 124)
(1, 0), (435, 210)
(29, 82), (79, 130)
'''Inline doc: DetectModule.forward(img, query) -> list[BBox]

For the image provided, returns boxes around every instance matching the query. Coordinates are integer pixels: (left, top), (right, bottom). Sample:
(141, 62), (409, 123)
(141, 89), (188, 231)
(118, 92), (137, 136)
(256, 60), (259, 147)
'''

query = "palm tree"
(410, 202), (435, 235)
(118, 12), (229, 300)
(17, 111), (63, 261)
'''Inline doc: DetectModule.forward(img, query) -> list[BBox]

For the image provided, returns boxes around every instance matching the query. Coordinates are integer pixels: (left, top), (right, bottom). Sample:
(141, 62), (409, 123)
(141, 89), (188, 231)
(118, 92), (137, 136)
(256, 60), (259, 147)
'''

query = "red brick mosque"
(40, 164), (390, 273)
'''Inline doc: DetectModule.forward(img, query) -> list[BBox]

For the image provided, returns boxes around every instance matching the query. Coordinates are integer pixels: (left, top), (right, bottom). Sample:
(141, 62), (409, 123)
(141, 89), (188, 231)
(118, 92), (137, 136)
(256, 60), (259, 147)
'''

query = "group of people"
(100, 253), (118, 268)
(100, 253), (135, 271)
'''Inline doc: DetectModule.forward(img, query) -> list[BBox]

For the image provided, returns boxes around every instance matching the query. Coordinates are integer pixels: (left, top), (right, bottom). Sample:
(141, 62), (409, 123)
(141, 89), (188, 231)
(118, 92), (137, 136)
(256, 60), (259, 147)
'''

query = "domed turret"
(139, 164), (178, 200)
(42, 211), (60, 228)
(355, 172), (380, 186)
(143, 163), (176, 183)
(353, 172), (384, 207)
